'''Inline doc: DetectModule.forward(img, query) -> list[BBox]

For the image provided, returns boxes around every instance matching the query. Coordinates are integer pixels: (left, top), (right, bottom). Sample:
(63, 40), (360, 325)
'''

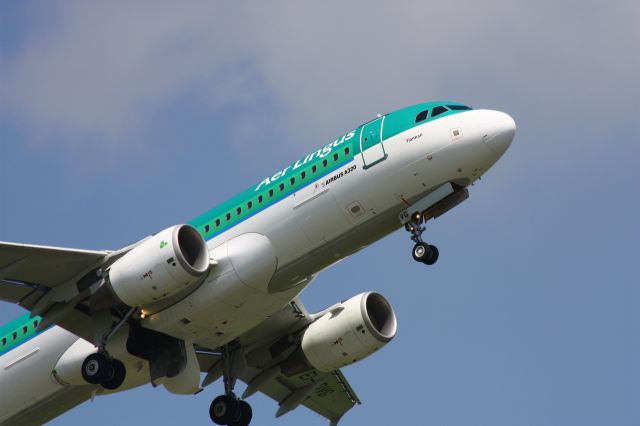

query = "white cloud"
(1, 1), (638, 160)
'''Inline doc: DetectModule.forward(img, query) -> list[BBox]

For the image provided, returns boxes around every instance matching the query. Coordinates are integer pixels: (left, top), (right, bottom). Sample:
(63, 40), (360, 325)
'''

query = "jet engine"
(107, 224), (209, 307)
(300, 292), (397, 372)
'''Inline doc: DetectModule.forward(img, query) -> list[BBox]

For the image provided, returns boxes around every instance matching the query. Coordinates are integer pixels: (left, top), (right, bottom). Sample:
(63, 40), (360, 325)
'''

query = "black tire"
(423, 245), (439, 265)
(81, 353), (112, 385)
(210, 395), (240, 425)
(412, 242), (432, 263)
(101, 358), (126, 390)
(230, 400), (252, 426)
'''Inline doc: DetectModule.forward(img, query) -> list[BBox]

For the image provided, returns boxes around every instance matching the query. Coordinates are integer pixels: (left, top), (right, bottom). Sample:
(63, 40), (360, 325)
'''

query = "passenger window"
(225, 213), (231, 221)
(290, 177), (295, 185)
(33, 320), (38, 328)
(279, 183), (284, 192)
(333, 153), (338, 161)
(12, 332), (17, 340)
(268, 189), (274, 198)
(415, 110), (429, 123)
(247, 201), (253, 209)
(301, 171), (306, 180)
(312, 165), (317, 173)
(23, 326), (27, 334)
(215, 219), (220, 227)
(236, 207), (241, 215)
(1, 338), (5, 346)
(204, 224), (210, 233)
(344, 147), (350, 155)
(431, 106), (448, 117)
(258, 195), (263, 203)
(446, 105), (472, 110)
(322, 159), (328, 168)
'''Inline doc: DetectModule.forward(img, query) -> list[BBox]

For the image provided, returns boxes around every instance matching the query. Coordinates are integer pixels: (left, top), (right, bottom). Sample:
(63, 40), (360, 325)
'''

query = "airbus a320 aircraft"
(0, 102), (515, 425)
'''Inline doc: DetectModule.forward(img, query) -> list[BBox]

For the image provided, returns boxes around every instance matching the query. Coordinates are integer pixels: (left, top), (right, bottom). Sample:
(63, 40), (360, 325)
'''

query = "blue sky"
(1, 2), (638, 425)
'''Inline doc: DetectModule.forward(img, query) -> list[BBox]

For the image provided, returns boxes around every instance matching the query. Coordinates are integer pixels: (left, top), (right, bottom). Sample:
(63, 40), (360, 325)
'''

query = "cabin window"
(301, 171), (306, 179)
(225, 213), (231, 221)
(447, 104), (472, 110)
(268, 189), (274, 198)
(33, 320), (38, 328)
(22, 326), (27, 334)
(312, 165), (317, 173)
(12, 332), (17, 340)
(236, 207), (242, 215)
(431, 106), (448, 117)
(279, 183), (284, 192)
(215, 219), (221, 227)
(290, 177), (295, 186)
(1, 338), (5, 346)
(258, 195), (263, 203)
(344, 147), (350, 155)
(204, 224), (210, 233)
(333, 153), (339, 161)
(415, 110), (429, 123)
(247, 201), (253, 209)
(322, 159), (328, 168)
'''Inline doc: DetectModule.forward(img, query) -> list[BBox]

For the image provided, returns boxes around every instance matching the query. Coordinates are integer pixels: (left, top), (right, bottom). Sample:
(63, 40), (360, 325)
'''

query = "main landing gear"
(406, 213), (439, 265)
(81, 352), (126, 390)
(209, 345), (252, 426)
(81, 306), (138, 390)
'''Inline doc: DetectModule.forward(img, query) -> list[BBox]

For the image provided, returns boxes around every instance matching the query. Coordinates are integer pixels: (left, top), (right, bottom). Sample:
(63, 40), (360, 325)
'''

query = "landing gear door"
(360, 116), (387, 169)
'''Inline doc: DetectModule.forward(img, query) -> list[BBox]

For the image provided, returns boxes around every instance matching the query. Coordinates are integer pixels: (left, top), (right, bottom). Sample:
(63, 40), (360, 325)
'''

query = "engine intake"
(108, 224), (209, 307)
(300, 292), (397, 372)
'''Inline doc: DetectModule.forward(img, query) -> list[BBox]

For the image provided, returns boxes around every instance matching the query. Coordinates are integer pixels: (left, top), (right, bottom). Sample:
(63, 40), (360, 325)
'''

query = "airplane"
(0, 101), (515, 426)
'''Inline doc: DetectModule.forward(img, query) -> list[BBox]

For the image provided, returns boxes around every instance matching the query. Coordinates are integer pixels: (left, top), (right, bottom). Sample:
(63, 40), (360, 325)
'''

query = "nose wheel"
(405, 217), (439, 265)
(412, 242), (439, 265)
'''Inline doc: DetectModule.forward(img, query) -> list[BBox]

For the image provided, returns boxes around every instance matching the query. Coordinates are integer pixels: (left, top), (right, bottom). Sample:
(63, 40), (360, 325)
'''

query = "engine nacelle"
(108, 224), (209, 307)
(301, 292), (397, 372)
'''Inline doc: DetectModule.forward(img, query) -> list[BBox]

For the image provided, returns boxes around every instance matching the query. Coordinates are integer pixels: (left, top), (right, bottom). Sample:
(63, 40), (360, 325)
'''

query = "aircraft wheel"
(229, 400), (252, 426)
(423, 245), (439, 265)
(101, 358), (126, 390)
(210, 394), (241, 425)
(412, 242), (432, 263)
(81, 353), (113, 385)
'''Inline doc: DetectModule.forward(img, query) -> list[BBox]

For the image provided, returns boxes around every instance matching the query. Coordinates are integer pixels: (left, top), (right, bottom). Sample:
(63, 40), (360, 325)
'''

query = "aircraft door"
(360, 116), (387, 169)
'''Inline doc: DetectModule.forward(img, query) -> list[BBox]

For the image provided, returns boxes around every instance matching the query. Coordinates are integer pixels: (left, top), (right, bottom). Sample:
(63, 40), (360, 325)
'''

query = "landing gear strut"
(209, 345), (252, 426)
(406, 214), (439, 265)
(81, 306), (137, 389)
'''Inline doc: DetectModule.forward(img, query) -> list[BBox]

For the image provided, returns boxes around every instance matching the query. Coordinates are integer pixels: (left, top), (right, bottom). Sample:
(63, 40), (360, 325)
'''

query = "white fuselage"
(0, 109), (515, 425)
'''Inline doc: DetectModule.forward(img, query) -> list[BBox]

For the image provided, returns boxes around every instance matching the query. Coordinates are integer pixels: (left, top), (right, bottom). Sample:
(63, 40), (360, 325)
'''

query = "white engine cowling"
(108, 224), (209, 307)
(301, 292), (397, 372)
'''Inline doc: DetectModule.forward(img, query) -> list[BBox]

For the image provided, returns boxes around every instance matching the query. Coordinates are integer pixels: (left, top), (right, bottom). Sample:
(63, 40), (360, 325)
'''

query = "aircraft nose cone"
(483, 111), (516, 156)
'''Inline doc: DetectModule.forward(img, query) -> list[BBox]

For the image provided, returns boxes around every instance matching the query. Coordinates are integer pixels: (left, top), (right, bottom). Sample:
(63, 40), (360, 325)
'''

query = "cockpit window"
(446, 104), (472, 111)
(415, 110), (429, 123)
(431, 106), (448, 117)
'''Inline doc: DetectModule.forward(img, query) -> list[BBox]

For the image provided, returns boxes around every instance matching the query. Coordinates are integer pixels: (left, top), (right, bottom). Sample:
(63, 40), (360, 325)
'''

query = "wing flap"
(236, 367), (359, 423)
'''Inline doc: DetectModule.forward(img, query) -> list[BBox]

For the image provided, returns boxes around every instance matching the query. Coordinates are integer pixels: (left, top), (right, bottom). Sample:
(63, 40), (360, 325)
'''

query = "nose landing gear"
(406, 214), (439, 265)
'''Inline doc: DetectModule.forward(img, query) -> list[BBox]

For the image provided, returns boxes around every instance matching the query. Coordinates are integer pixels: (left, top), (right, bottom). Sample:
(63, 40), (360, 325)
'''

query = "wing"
(0, 241), (109, 304)
(0, 241), (118, 340)
(197, 298), (361, 424)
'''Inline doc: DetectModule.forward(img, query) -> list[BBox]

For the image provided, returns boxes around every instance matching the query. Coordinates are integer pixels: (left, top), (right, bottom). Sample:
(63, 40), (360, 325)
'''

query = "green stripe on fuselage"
(0, 313), (44, 356)
(0, 102), (472, 353)
(188, 101), (471, 241)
